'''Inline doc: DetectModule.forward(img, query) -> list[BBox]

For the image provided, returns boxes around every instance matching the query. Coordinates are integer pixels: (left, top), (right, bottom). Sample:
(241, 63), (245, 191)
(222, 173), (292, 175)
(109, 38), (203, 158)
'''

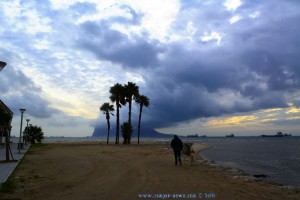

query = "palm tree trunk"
(106, 113), (110, 144)
(116, 100), (120, 144)
(128, 98), (132, 125)
(138, 105), (143, 144)
(128, 99), (132, 145)
(107, 123), (110, 145)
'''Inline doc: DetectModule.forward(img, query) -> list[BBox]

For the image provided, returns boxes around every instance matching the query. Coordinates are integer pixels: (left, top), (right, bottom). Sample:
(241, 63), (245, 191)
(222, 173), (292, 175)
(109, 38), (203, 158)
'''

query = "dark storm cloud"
(0, 65), (59, 118)
(145, 85), (222, 128)
(293, 100), (300, 108)
(136, 0), (300, 129)
(233, 17), (300, 91)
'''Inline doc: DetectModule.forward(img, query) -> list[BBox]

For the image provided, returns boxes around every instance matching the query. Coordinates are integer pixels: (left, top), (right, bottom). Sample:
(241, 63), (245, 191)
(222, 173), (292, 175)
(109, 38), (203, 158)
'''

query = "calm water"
(199, 137), (300, 188)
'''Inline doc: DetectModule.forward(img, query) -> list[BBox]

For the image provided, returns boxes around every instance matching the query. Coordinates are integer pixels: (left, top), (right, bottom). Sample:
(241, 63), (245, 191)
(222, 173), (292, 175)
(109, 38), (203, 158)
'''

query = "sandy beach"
(0, 142), (299, 200)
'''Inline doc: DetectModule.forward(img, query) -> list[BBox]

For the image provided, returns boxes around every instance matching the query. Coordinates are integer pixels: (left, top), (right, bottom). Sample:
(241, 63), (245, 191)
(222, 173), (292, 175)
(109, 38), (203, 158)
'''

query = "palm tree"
(29, 125), (44, 144)
(135, 95), (150, 144)
(109, 83), (126, 144)
(124, 82), (139, 126)
(100, 103), (114, 144)
(0, 108), (13, 161)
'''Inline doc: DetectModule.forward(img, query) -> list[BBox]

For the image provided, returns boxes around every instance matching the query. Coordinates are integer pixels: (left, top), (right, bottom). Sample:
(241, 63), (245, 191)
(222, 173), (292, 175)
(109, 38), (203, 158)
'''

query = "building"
(0, 99), (13, 145)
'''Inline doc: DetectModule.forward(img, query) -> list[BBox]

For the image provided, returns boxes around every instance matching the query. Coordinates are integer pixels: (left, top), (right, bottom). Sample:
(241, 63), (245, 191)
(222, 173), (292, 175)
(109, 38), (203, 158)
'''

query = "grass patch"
(29, 143), (49, 150)
(26, 143), (51, 155)
(0, 144), (50, 196)
(0, 179), (16, 194)
(29, 143), (50, 151)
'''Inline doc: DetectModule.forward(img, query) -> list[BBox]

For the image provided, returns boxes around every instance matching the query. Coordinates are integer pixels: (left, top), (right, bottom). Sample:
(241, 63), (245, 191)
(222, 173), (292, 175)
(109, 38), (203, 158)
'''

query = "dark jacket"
(171, 136), (183, 151)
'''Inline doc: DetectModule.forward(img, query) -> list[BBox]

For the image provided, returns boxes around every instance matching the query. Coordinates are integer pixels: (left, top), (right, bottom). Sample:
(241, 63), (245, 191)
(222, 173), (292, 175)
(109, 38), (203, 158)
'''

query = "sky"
(1, 0), (300, 137)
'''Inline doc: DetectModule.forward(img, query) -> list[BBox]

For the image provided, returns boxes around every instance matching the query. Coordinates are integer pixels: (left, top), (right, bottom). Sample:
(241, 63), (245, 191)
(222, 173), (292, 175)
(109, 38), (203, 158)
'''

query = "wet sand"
(0, 142), (299, 200)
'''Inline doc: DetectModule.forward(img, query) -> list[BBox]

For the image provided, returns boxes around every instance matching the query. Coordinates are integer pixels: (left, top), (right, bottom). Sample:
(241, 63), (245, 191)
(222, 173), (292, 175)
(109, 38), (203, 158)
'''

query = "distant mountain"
(92, 125), (171, 138)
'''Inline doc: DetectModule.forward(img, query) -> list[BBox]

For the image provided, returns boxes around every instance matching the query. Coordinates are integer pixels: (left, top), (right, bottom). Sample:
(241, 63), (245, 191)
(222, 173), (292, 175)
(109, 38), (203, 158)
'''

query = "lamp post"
(25, 119), (30, 146)
(0, 61), (6, 72)
(18, 108), (26, 153)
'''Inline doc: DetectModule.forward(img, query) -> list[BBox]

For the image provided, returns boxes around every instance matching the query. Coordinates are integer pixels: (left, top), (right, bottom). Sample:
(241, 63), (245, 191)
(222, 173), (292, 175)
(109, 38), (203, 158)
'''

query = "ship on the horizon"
(261, 131), (292, 137)
(225, 133), (234, 137)
(186, 134), (207, 138)
(187, 134), (199, 137)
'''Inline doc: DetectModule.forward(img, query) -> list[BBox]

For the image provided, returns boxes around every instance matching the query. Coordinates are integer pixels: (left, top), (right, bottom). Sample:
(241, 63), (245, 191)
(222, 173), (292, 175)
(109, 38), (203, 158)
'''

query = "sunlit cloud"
(287, 116), (300, 120)
(207, 115), (257, 127)
(224, 0), (242, 11)
(230, 15), (242, 24)
(249, 11), (260, 19)
(257, 108), (283, 114)
(201, 31), (222, 45)
(260, 118), (278, 123)
(286, 107), (300, 114)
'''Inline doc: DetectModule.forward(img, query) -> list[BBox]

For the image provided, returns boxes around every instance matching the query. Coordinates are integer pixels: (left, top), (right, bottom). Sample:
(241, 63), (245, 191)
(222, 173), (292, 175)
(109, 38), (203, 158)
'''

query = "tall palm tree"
(135, 95), (150, 144)
(100, 103), (114, 144)
(124, 82), (139, 126)
(109, 83), (126, 144)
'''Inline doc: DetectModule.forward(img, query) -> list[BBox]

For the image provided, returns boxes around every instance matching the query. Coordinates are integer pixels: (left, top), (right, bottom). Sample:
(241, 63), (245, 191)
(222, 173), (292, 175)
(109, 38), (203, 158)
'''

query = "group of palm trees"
(100, 82), (149, 144)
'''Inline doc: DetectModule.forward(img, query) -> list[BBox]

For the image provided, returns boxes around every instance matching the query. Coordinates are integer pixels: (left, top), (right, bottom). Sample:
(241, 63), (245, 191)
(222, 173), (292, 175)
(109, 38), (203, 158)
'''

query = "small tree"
(121, 122), (133, 144)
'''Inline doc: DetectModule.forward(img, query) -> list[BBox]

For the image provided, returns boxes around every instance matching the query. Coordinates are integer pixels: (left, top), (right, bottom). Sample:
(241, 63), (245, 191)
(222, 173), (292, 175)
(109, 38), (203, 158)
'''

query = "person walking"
(171, 135), (183, 166)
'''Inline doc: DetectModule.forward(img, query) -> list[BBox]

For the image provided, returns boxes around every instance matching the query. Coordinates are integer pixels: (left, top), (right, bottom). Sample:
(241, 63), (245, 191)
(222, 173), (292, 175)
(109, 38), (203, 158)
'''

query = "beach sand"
(0, 142), (299, 200)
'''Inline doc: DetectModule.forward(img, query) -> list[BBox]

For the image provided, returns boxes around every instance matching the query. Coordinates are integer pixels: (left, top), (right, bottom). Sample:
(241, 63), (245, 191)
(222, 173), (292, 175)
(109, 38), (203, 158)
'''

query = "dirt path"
(0, 143), (299, 200)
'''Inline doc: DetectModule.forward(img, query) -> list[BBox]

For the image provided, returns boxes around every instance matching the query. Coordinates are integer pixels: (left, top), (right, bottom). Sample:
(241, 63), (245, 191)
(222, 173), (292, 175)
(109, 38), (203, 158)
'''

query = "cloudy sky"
(1, 0), (300, 137)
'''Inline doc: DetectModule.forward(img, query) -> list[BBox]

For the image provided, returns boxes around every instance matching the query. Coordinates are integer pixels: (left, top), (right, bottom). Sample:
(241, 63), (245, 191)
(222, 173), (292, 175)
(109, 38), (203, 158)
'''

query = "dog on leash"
(190, 146), (196, 166)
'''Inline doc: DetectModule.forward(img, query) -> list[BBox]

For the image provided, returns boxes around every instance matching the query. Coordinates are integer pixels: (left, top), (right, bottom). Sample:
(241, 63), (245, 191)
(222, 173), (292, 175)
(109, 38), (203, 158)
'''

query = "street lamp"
(25, 119), (30, 146)
(0, 61), (6, 72)
(18, 108), (26, 153)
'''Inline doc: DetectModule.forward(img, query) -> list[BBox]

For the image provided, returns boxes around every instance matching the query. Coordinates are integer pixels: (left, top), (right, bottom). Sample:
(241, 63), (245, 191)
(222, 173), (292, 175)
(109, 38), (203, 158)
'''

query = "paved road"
(0, 143), (30, 183)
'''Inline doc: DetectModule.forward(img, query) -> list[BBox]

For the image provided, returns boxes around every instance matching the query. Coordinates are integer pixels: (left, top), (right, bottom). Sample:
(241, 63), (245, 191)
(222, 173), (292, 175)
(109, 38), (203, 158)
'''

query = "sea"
(11, 136), (300, 188)
(196, 137), (300, 188)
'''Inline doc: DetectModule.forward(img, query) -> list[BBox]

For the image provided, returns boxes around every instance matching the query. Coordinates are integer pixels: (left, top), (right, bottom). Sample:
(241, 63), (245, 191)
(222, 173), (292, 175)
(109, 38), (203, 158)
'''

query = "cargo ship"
(261, 131), (292, 137)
